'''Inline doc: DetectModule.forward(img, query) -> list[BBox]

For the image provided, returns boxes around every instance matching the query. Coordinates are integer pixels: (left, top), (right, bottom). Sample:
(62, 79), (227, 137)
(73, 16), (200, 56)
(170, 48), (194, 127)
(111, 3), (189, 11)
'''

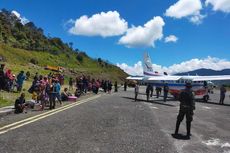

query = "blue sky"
(1, 0), (230, 74)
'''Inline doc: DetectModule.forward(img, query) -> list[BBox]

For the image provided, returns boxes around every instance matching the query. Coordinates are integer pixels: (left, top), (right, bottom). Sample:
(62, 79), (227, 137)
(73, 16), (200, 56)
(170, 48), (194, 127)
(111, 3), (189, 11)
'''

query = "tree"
(98, 58), (102, 64)
(104, 62), (108, 67)
(75, 48), (79, 52)
(2, 33), (8, 43)
(76, 54), (83, 63)
(37, 28), (44, 35)
(15, 32), (26, 41)
(25, 22), (37, 30)
(1, 9), (11, 16)
(15, 22), (23, 31)
(69, 42), (73, 49)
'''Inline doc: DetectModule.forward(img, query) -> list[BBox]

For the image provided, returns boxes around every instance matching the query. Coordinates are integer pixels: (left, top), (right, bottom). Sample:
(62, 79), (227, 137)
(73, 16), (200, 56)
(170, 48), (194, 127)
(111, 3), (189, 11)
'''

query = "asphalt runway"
(133, 87), (230, 153)
(0, 87), (230, 153)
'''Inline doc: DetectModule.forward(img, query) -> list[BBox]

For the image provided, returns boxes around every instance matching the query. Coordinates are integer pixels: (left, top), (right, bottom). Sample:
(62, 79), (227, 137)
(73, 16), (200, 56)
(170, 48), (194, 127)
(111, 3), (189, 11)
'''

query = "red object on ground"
(68, 96), (77, 102)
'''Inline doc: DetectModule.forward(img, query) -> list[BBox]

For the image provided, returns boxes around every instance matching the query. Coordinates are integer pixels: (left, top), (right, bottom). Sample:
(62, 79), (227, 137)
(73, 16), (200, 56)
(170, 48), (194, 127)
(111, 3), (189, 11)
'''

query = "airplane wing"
(147, 76), (181, 81)
(127, 75), (230, 81)
(126, 76), (181, 81)
(192, 75), (230, 81)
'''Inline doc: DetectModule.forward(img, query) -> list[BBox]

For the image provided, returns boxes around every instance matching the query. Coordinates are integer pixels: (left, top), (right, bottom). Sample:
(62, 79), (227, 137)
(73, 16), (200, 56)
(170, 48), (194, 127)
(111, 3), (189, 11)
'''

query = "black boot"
(186, 121), (191, 137)
(175, 120), (181, 135)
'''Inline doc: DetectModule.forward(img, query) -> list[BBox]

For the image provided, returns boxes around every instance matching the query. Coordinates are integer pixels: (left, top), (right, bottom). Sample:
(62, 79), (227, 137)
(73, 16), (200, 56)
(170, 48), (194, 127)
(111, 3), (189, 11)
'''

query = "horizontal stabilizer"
(126, 76), (144, 80)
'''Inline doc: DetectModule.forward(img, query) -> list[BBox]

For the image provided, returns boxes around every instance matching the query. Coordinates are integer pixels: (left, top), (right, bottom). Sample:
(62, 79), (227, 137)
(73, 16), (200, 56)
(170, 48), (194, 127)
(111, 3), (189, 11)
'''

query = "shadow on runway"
(195, 99), (230, 107)
(171, 133), (190, 140)
(122, 96), (175, 107)
(135, 93), (178, 101)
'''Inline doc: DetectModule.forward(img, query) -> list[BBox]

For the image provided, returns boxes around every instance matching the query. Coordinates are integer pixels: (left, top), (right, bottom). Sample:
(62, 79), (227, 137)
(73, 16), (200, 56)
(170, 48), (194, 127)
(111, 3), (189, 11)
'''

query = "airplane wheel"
(203, 95), (209, 102)
(173, 95), (179, 100)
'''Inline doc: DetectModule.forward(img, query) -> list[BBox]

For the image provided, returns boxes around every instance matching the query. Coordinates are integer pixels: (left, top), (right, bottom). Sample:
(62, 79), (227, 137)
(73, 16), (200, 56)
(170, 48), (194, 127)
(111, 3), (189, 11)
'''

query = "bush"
(66, 53), (71, 59)
(98, 58), (102, 64)
(76, 54), (83, 62)
(30, 58), (38, 65)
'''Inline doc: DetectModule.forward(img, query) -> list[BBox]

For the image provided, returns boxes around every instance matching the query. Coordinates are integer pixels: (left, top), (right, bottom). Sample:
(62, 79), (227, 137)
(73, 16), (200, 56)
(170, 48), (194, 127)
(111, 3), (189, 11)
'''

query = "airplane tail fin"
(143, 52), (155, 76)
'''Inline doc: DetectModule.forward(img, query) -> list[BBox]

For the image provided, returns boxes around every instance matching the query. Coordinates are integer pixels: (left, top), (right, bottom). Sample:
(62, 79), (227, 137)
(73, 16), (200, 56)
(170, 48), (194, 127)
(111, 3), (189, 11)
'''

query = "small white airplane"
(126, 52), (230, 99)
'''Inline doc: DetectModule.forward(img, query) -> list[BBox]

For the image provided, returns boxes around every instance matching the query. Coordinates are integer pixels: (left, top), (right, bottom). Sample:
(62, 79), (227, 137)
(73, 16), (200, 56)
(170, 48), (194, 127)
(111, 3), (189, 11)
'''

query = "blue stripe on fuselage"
(150, 83), (203, 87)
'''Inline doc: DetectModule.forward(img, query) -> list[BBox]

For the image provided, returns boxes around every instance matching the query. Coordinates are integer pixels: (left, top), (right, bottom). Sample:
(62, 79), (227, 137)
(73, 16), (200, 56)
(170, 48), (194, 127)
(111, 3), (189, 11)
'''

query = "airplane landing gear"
(203, 95), (209, 102)
(173, 94), (179, 100)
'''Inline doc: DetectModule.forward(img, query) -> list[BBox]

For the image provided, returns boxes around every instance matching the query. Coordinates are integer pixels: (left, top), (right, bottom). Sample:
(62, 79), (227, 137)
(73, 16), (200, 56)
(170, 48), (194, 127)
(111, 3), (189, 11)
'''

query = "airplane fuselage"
(143, 76), (207, 97)
(126, 52), (229, 100)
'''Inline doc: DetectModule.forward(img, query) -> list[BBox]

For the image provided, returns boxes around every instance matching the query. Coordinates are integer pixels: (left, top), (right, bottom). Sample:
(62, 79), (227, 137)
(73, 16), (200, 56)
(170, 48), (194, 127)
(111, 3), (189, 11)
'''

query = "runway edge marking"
(0, 100), (80, 130)
(0, 95), (101, 135)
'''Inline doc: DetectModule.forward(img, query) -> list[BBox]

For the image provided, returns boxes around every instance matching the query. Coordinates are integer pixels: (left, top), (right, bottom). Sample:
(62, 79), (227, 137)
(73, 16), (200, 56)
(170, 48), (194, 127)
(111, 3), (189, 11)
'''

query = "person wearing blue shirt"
(55, 80), (62, 105)
(16, 71), (26, 92)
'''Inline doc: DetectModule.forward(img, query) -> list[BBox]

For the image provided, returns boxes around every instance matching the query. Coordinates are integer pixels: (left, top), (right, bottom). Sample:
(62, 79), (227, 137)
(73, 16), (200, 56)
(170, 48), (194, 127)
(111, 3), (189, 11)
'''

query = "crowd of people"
(0, 64), (120, 114)
(133, 82), (228, 105)
(13, 72), (66, 113)
(73, 76), (117, 95)
(143, 83), (169, 102)
(1, 62), (229, 117)
(0, 64), (26, 92)
(16, 74), (118, 113)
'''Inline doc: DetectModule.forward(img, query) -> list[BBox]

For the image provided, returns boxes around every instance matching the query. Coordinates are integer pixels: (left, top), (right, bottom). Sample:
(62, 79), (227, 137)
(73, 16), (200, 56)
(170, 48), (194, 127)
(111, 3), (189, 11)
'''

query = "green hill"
(0, 9), (128, 82)
(0, 9), (128, 107)
(0, 9), (72, 54)
(0, 44), (128, 82)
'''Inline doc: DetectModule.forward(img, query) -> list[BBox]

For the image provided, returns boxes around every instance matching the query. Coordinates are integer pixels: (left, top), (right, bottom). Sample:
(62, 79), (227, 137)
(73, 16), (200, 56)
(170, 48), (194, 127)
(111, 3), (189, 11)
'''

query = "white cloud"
(165, 0), (202, 18)
(205, 0), (230, 13)
(118, 16), (165, 48)
(117, 57), (230, 75)
(68, 11), (128, 37)
(12, 10), (20, 18)
(164, 35), (178, 43)
(165, 0), (205, 24)
(189, 13), (206, 24)
(11, 10), (29, 25)
(117, 61), (143, 76)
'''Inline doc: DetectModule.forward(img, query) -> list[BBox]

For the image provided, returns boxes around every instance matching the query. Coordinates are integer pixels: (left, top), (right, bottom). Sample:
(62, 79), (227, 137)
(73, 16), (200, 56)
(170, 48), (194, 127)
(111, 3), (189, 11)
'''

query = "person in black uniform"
(174, 82), (195, 139)
(156, 86), (160, 98)
(146, 84), (151, 102)
(114, 81), (118, 92)
(150, 84), (153, 97)
(124, 81), (127, 91)
(163, 83), (169, 102)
